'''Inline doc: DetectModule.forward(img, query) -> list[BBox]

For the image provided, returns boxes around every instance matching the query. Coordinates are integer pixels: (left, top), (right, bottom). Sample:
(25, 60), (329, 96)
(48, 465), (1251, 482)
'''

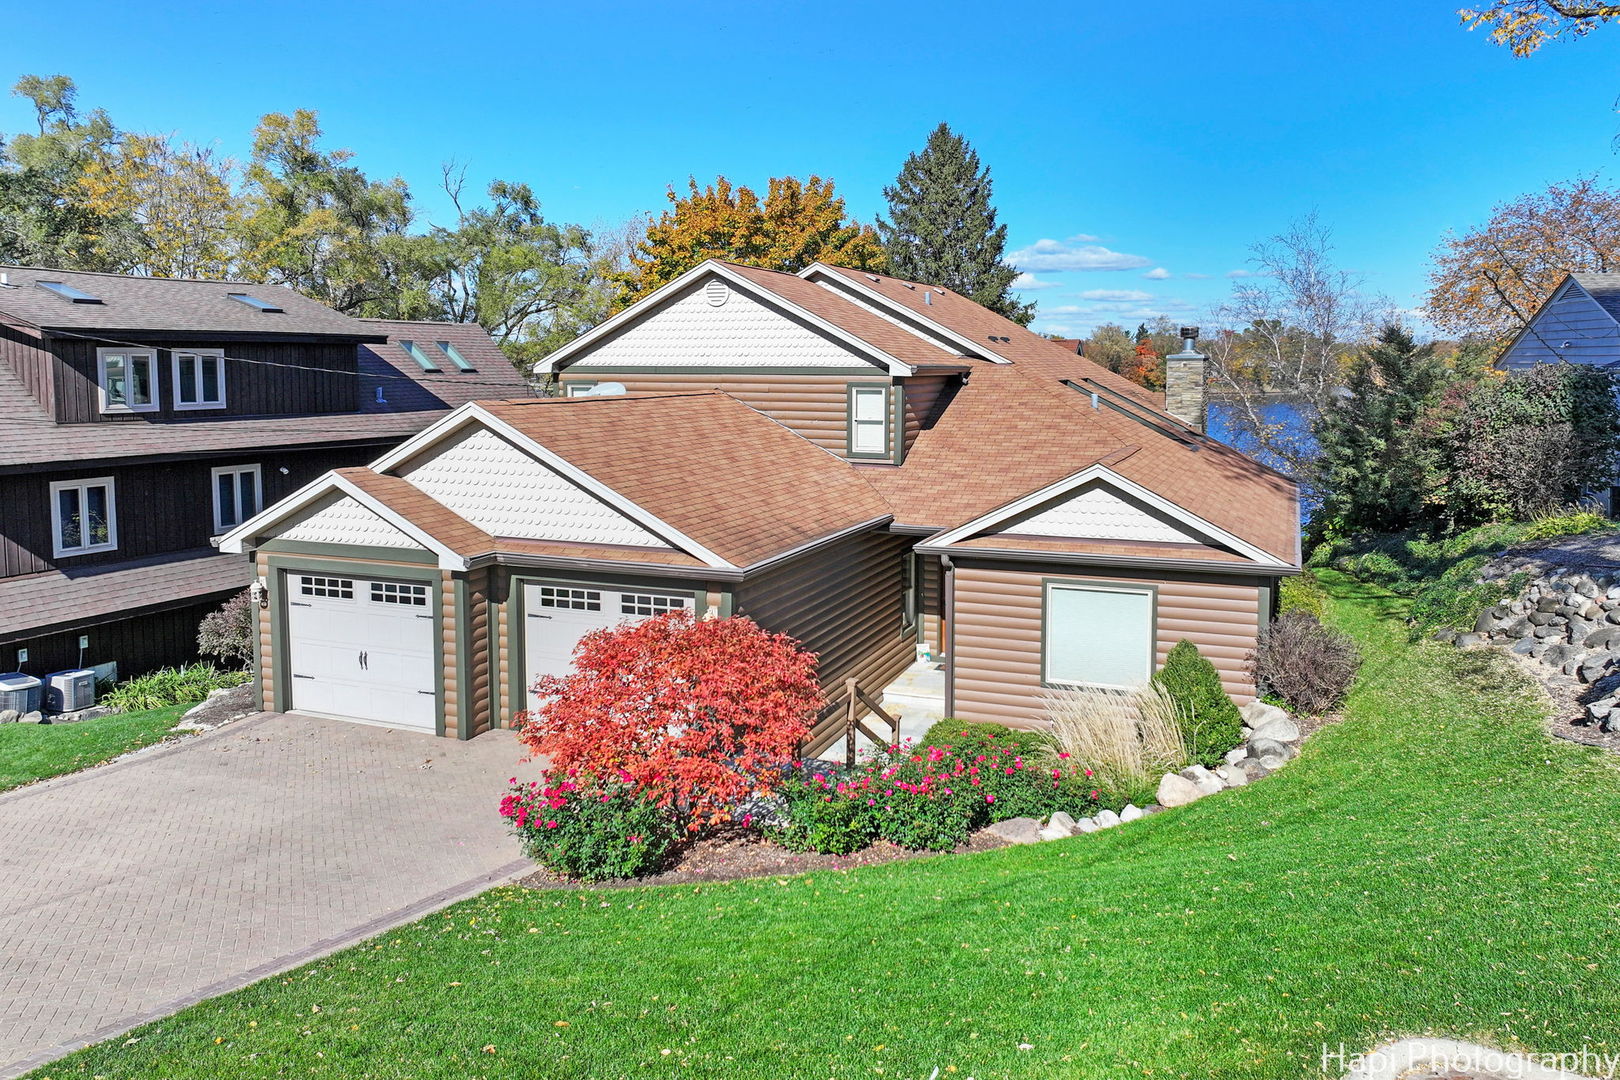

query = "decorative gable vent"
(704, 279), (730, 307)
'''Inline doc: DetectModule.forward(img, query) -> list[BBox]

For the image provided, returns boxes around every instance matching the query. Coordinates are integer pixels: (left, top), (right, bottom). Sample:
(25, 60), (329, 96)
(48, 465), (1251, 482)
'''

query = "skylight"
(435, 341), (475, 372)
(37, 280), (102, 304)
(398, 340), (440, 372)
(226, 292), (285, 313)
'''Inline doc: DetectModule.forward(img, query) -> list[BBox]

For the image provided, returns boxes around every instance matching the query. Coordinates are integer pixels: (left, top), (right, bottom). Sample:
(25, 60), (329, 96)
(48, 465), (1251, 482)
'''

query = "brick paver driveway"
(0, 712), (540, 1078)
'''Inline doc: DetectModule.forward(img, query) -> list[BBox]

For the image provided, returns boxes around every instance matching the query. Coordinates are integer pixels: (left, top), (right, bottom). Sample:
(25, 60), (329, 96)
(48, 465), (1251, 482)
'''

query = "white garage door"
(287, 573), (438, 732)
(523, 584), (694, 710)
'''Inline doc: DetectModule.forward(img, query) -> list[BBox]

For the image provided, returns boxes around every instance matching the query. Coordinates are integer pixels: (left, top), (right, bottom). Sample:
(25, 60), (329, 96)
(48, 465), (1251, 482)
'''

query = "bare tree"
(1204, 214), (1378, 478)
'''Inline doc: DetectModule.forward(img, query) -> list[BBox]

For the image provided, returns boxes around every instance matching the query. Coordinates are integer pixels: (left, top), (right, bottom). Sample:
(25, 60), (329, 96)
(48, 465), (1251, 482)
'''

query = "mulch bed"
(515, 826), (1010, 891)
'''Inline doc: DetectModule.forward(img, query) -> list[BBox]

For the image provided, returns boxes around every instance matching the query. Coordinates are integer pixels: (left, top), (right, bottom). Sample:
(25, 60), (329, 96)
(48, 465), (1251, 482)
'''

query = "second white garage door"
(287, 573), (438, 732)
(523, 583), (694, 709)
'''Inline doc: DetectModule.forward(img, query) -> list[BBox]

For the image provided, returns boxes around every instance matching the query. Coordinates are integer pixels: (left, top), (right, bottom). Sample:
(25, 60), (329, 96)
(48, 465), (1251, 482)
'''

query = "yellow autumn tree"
(1426, 174), (1620, 340)
(1460, 1), (1620, 56)
(79, 132), (237, 278)
(615, 175), (885, 307)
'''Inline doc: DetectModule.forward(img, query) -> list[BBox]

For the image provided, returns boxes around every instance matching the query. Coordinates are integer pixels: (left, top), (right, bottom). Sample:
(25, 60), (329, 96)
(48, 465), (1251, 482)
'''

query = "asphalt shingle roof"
(0, 548), (249, 641)
(1569, 272), (1620, 324)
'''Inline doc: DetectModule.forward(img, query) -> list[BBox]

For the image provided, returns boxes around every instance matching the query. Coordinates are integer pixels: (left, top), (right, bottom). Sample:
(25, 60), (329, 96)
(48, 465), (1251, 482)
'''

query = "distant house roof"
(1568, 272), (1620, 324)
(0, 547), (248, 642)
(0, 265), (380, 339)
(355, 320), (530, 415)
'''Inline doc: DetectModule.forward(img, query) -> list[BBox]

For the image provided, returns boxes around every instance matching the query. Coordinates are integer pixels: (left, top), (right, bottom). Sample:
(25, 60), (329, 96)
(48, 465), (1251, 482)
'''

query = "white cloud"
(1226, 268), (1260, 279)
(1009, 237), (1153, 272)
(1079, 289), (1154, 302)
(1012, 272), (1062, 291)
(1141, 267), (1172, 280)
(1182, 272), (1211, 280)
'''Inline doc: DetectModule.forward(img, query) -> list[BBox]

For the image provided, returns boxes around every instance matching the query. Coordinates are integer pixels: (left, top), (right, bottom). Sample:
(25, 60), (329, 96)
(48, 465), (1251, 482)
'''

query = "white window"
(300, 576), (353, 599)
(212, 465), (260, 533)
(50, 477), (117, 557)
(1043, 582), (1155, 690)
(173, 349), (226, 410)
(564, 382), (597, 398)
(620, 593), (691, 617)
(370, 581), (429, 606)
(96, 349), (157, 413)
(848, 385), (890, 457)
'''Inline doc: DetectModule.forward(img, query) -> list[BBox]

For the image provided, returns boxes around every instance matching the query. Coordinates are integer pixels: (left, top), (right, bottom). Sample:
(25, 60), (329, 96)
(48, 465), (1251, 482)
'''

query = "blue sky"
(3, 0), (1619, 337)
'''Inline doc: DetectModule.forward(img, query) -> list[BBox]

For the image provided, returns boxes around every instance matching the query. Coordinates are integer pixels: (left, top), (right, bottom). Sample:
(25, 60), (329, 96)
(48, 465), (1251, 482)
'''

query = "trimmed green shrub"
(1278, 574), (1328, 618)
(100, 664), (249, 713)
(500, 775), (679, 882)
(1521, 508), (1614, 542)
(919, 719), (1056, 758)
(772, 765), (878, 854)
(1151, 640), (1244, 769)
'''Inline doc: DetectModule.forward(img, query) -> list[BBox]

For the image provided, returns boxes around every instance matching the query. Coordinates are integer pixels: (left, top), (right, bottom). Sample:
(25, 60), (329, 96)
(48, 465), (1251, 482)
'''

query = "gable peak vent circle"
(704, 279), (730, 307)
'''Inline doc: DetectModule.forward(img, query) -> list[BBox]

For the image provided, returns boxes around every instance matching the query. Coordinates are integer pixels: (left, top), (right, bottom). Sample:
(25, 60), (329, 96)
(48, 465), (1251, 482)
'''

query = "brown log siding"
(556, 372), (862, 454)
(919, 553), (944, 655)
(465, 566), (494, 737)
(900, 375), (954, 456)
(731, 528), (915, 755)
(949, 560), (1265, 728)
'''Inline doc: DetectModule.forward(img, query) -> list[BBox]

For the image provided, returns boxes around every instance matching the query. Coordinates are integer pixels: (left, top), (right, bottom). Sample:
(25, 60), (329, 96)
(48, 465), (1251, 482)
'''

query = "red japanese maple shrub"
(517, 611), (820, 831)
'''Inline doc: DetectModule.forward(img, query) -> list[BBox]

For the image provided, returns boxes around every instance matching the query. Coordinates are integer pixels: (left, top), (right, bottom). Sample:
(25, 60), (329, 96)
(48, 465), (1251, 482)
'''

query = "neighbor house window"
(564, 382), (597, 398)
(212, 464), (260, 533)
(96, 349), (157, 413)
(173, 349), (226, 410)
(1043, 581), (1155, 689)
(51, 477), (117, 557)
(847, 385), (891, 458)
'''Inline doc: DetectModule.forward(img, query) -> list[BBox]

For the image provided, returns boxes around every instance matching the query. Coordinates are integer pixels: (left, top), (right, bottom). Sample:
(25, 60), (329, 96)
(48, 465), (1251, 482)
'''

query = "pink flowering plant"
(499, 771), (677, 881)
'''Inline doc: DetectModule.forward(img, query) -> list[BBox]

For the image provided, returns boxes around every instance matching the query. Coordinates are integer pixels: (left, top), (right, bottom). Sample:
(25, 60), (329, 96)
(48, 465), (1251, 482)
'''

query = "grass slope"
(0, 703), (190, 792)
(29, 576), (1620, 1079)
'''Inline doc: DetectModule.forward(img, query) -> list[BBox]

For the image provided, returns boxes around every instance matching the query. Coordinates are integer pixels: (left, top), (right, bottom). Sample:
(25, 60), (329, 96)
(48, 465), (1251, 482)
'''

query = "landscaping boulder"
(984, 817), (1043, 845)
(1502, 616), (1534, 638)
(1047, 811), (1079, 834)
(1179, 764), (1225, 795)
(1093, 809), (1122, 829)
(1473, 608), (1497, 634)
(1038, 822), (1072, 841)
(1119, 804), (1144, 822)
(1542, 644), (1576, 668)
(1536, 596), (1561, 613)
(1240, 701), (1290, 730)
(1581, 654), (1618, 683)
(1251, 716), (1301, 744)
(1074, 817), (1099, 833)
(19, 711), (44, 724)
(1454, 633), (1487, 648)
(1586, 628), (1620, 651)
(1433, 627), (1459, 644)
(1511, 637), (1539, 656)
(1223, 745), (1249, 766)
(1248, 737), (1290, 761)
(1257, 752), (1290, 771)
(0, 708), (17, 724)
(1156, 772), (1206, 808)
(1587, 696), (1618, 722)
(1216, 763), (1249, 787)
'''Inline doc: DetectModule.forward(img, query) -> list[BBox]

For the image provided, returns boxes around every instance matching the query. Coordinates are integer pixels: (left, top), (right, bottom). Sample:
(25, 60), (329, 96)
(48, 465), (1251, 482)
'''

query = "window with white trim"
(96, 348), (157, 413)
(847, 385), (890, 457)
(300, 576), (354, 599)
(536, 586), (601, 611)
(173, 349), (226, 410)
(212, 465), (260, 533)
(50, 477), (117, 557)
(1043, 582), (1155, 690)
(621, 593), (691, 617)
(564, 382), (597, 398)
(371, 581), (429, 606)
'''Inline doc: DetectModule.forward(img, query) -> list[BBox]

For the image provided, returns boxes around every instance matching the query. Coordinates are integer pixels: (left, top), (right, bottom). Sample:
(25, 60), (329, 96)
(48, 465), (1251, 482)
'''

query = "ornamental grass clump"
(1041, 682), (1188, 803)
(500, 773), (678, 882)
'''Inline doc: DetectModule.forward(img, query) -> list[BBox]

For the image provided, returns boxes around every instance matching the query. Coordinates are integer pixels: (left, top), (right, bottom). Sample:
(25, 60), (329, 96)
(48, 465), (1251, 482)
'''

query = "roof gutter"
(911, 542), (1301, 578)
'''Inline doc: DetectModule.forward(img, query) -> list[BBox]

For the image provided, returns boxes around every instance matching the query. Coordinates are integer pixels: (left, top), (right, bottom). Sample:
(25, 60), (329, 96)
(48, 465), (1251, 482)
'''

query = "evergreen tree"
(878, 123), (1033, 325)
(1310, 324), (1453, 535)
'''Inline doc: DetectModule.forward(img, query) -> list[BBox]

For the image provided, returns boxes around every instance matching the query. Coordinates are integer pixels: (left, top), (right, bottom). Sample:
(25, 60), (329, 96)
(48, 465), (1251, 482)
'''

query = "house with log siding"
(220, 259), (1300, 751)
(0, 266), (528, 681)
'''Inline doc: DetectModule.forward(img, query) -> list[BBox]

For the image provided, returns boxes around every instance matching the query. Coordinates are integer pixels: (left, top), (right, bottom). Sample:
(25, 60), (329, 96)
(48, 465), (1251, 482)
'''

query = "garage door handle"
(416, 690), (434, 696)
(528, 613), (552, 620)
(292, 673), (314, 680)
(290, 601), (312, 608)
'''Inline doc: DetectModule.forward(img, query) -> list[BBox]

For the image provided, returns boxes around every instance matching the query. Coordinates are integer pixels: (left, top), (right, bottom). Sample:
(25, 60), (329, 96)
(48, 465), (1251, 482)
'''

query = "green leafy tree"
(1310, 325), (1454, 536)
(1150, 640), (1244, 770)
(0, 74), (132, 269)
(878, 123), (1032, 324)
(425, 170), (604, 371)
(78, 132), (238, 278)
(233, 109), (419, 315)
(1083, 323), (1135, 373)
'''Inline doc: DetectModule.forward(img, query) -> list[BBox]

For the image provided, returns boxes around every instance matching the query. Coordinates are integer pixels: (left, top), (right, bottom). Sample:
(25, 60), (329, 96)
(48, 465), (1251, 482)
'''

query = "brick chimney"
(1164, 326), (1208, 433)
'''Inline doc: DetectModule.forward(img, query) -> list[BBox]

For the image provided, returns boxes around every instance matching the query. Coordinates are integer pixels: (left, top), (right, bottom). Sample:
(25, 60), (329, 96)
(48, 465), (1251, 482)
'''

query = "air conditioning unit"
(45, 668), (96, 713)
(0, 672), (43, 715)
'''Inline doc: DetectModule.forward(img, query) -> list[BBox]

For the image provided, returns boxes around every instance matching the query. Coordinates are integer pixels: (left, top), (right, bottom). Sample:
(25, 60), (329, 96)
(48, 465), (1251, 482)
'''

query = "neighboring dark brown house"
(0, 266), (528, 682)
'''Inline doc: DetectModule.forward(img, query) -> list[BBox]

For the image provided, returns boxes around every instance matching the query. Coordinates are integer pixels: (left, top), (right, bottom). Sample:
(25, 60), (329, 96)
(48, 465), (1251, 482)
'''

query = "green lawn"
(29, 574), (1620, 1079)
(0, 702), (191, 792)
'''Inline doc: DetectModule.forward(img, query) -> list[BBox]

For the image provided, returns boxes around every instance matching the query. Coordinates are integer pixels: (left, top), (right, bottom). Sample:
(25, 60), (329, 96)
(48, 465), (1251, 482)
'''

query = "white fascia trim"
(372, 403), (735, 570)
(919, 464), (1293, 569)
(216, 471), (468, 571)
(798, 263), (1013, 364)
(535, 259), (914, 376)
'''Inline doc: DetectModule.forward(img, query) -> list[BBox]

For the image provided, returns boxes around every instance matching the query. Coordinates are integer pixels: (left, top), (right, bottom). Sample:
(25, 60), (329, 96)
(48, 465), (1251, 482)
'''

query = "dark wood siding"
(730, 528), (915, 755)
(50, 337), (359, 423)
(556, 371), (867, 454)
(5, 594), (231, 680)
(949, 559), (1264, 729)
(0, 323), (55, 413)
(0, 445), (374, 579)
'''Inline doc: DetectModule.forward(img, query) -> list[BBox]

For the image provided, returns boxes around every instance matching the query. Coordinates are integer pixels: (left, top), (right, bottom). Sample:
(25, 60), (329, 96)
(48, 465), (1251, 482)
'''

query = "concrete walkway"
(0, 712), (541, 1078)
